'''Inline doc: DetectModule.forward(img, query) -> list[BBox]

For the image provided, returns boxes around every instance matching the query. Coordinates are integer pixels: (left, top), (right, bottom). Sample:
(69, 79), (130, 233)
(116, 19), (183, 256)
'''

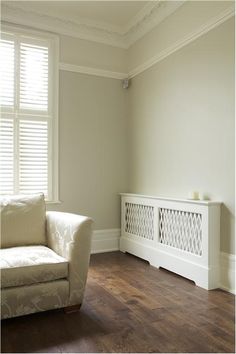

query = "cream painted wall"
(47, 71), (128, 230)
(60, 34), (127, 74)
(3, 1), (234, 250)
(128, 18), (235, 255)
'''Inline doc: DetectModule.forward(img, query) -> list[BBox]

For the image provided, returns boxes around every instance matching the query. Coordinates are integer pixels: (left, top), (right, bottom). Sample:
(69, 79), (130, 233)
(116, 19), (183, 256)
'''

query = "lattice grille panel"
(125, 203), (154, 240)
(159, 208), (202, 256)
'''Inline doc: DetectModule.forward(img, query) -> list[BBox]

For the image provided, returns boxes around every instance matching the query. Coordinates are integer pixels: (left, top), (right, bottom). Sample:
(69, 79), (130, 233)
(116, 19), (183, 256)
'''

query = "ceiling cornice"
(128, 4), (235, 78)
(122, 2), (158, 34)
(125, 0), (185, 47)
(1, 3), (126, 48)
(1, 1), (185, 49)
(58, 3), (235, 81)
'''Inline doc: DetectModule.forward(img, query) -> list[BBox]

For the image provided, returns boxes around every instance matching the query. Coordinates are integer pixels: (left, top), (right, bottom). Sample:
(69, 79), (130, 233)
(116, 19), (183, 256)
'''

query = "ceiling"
(1, 1), (185, 48)
(2, 1), (152, 31)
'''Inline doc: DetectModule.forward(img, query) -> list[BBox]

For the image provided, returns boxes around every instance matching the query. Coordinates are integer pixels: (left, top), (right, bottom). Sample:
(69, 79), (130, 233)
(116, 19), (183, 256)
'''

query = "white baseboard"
(220, 252), (235, 294)
(91, 229), (120, 254)
(91, 229), (235, 294)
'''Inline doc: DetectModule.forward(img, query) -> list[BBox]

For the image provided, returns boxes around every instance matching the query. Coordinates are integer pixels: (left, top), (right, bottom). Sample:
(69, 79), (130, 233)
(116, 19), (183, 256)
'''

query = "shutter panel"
(20, 42), (49, 112)
(0, 39), (15, 108)
(19, 119), (49, 197)
(0, 118), (14, 194)
(0, 28), (57, 201)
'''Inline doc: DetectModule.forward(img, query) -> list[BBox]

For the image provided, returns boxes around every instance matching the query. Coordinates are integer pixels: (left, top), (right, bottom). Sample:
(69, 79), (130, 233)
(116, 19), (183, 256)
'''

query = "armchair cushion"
(0, 194), (46, 248)
(1, 246), (68, 288)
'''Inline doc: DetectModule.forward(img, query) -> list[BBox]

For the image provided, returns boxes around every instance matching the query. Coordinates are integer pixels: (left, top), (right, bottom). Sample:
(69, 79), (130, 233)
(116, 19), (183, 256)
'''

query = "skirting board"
(91, 229), (235, 294)
(220, 252), (235, 295)
(91, 229), (120, 254)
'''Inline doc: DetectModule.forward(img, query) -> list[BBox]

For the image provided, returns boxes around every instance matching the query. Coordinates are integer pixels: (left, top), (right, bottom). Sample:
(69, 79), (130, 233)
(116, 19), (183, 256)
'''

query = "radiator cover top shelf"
(120, 193), (221, 290)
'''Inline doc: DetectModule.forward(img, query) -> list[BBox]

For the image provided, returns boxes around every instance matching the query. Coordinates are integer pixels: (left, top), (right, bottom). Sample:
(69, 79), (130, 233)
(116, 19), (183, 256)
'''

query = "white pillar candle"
(188, 191), (199, 200)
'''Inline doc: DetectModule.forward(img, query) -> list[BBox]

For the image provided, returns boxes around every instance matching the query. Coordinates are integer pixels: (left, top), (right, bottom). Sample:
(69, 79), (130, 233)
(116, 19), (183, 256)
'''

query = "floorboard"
(1, 251), (235, 353)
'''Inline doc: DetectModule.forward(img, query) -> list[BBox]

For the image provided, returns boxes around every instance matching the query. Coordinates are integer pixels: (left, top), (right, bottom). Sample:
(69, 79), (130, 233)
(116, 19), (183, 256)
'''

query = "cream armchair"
(46, 211), (93, 307)
(1, 194), (93, 319)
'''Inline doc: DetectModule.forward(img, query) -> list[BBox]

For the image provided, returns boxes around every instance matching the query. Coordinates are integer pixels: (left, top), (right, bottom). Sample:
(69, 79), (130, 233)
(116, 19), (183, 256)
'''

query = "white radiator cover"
(120, 193), (221, 290)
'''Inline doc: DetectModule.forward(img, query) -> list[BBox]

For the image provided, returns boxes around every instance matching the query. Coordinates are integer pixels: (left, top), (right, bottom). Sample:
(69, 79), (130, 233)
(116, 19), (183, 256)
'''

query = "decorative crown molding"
(1, 3), (125, 48)
(59, 4), (234, 81)
(128, 4), (235, 78)
(1, 1), (185, 49)
(125, 0), (185, 47)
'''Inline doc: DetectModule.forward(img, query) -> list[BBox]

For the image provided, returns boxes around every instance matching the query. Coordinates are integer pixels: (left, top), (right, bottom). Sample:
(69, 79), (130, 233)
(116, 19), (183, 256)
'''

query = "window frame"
(0, 24), (59, 203)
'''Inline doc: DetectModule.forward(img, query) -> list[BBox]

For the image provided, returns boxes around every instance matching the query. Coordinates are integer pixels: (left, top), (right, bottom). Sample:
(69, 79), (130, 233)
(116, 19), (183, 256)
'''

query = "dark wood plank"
(1, 251), (235, 353)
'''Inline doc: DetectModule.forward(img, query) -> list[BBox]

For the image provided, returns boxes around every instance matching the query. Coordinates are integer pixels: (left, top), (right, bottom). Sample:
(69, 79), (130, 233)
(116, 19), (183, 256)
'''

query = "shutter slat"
(0, 39), (15, 107)
(20, 42), (49, 112)
(0, 118), (14, 194)
(19, 119), (48, 197)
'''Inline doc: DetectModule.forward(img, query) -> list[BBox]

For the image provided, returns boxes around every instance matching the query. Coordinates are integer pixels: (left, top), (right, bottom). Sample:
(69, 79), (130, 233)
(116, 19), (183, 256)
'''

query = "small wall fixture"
(122, 78), (129, 89)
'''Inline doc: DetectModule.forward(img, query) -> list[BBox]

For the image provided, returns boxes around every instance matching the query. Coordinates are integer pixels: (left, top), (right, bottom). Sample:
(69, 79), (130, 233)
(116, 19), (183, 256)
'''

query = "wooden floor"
(1, 251), (235, 353)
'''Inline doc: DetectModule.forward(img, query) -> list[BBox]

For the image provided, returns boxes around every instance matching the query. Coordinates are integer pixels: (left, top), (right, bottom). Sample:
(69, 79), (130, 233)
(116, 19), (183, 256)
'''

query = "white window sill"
(46, 200), (62, 205)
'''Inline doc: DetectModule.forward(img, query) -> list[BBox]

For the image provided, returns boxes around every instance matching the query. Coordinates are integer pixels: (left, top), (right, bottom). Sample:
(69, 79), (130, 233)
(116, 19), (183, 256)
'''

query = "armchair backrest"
(0, 194), (47, 248)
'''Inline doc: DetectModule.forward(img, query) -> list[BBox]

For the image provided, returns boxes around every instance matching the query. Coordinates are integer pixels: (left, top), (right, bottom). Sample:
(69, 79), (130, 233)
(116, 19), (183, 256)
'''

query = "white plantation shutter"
(0, 39), (15, 108)
(0, 118), (14, 194)
(20, 42), (49, 112)
(0, 26), (58, 201)
(19, 119), (48, 195)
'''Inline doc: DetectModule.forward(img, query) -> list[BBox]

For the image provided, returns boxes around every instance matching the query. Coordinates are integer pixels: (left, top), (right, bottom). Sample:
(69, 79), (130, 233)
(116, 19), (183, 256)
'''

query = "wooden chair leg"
(64, 304), (81, 314)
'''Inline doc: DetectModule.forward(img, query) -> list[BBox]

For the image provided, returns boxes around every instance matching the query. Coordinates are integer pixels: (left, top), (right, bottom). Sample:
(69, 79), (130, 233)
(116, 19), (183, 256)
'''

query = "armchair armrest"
(46, 211), (93, 306)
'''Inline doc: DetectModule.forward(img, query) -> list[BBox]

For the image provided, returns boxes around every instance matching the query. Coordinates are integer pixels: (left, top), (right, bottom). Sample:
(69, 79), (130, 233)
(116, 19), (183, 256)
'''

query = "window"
(0, 25), (59, 201)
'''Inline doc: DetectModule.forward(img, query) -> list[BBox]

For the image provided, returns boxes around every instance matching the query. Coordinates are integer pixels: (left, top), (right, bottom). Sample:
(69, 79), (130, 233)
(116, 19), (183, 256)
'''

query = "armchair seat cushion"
(1, 246), (68, 289)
